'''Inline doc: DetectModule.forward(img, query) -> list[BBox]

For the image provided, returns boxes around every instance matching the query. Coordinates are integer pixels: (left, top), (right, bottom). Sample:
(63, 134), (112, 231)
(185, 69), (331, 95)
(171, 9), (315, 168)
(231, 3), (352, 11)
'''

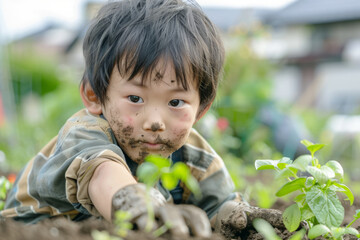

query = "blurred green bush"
(0, 48), (83, 170)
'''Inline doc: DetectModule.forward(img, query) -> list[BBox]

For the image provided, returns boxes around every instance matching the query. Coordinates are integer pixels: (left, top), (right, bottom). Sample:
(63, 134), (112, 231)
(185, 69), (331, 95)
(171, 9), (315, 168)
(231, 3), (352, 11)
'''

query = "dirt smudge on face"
(122, 125), (133, 137)
(151, 122), (161, 132)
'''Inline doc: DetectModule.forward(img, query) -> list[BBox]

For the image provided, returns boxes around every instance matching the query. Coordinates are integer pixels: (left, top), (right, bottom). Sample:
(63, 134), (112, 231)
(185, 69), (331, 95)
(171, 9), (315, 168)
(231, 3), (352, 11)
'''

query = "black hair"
(81, 0), (224, 110)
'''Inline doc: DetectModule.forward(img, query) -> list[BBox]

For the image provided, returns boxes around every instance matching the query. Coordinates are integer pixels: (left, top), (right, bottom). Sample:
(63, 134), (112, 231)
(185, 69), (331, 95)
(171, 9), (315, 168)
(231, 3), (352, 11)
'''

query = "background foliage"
(1, 30), (360, 207)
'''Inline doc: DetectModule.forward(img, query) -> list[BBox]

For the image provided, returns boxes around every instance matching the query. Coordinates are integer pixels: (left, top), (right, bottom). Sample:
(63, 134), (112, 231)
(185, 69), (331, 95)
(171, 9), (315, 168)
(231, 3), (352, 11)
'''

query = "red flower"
(7, 173), (16, 184)
(216, 117), (229, 131)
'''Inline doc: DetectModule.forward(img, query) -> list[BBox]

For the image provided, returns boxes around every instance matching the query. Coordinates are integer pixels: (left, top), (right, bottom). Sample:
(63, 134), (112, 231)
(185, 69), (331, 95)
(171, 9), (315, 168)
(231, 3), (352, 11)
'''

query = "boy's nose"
(142, 110), (165, 132)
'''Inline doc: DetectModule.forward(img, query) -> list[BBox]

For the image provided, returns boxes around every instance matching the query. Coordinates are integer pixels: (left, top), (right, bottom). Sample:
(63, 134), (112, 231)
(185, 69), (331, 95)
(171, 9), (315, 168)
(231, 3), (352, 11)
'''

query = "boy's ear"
(80, 82), (102, 115)
(195, 102), (213, 123)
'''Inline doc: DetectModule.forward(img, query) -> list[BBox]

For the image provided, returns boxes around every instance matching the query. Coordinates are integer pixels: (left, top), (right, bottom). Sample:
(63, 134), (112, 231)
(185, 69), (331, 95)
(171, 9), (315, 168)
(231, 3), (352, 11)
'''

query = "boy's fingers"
(156, 204), (190, 237)
(135, 213), (158, 231)
(215, 200), (248, 232)
(176, 204), (212, 238)
(229, 205), (247, 229)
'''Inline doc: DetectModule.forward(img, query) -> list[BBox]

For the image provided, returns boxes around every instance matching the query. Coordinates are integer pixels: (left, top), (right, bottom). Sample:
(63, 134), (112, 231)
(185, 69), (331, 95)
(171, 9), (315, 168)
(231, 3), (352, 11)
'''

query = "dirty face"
(102, 61), (201, 163)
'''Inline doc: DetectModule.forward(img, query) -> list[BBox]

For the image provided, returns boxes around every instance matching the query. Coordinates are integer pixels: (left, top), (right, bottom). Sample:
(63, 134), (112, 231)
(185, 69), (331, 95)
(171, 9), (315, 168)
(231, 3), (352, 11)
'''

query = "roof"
(268, 0), (360, 26)
(202, 7), (275, 31)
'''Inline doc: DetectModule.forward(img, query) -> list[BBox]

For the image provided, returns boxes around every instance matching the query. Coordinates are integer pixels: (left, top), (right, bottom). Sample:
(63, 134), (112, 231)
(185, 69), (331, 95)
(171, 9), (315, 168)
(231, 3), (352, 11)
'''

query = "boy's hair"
(81, 0), (224, 111)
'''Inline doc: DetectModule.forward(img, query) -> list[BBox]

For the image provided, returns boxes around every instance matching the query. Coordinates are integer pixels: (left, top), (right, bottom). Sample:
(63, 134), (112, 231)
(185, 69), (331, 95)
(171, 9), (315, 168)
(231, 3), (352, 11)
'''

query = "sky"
(0, 0), (296, 42)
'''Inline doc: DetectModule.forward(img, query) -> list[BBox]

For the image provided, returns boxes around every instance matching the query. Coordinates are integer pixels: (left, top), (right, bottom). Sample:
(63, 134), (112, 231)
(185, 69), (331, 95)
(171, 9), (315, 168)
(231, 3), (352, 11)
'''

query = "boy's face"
(102, 62), (201, 163)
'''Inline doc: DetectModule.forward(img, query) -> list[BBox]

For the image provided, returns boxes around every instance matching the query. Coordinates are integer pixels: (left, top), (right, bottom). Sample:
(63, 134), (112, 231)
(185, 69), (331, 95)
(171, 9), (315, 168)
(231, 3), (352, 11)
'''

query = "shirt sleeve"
(181, 129), (241, 219)
(36, 111), (130, 217)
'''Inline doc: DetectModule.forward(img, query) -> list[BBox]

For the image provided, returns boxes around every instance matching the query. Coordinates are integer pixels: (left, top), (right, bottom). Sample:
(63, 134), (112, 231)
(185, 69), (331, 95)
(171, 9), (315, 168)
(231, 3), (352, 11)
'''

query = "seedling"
(253, 218), (306, 240)
(91, 210), (132, 240)
(113, 210), (133, 237)
(136, 154), (201, 235)
(255, 140), (360, 239)
(0, 176), (11, 211)
(93, 155), (200, 240)
(137, 155), (201, 198)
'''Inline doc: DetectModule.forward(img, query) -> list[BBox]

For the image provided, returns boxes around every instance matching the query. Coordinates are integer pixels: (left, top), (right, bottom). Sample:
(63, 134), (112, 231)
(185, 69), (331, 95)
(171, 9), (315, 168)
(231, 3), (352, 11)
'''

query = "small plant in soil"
(136, 154), (201, 234)
(0, 176), (11, 211)
(255, 140), (360, 239)
(93, 155), (201, 240)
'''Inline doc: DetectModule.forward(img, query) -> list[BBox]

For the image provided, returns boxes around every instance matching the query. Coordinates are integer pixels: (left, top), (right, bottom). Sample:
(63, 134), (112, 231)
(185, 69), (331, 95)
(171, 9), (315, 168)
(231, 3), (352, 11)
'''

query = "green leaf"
(332, 182), (354, 205)
(293, 193), (306, 204)
(326, 160), (344, 181)
(136, 162), (160, 187)
(172, 162), (190, 181)
(354, 209), (360, 219)
(291, 155), (312, 171)
(253, 218), (282, 240)
(306, 166), (335, 185)
(331, 227), (346, 239)
(305, 177), (315, 189)
(306, 186), (344, 227)
(300, 204), (315, 221)
(144, 155), (171, 169)
(0, 176), (11, 200)
(289, 228), (306, 240)
(278, 157), (293, 170)
(307, 144), (325, 155)
(255, 159), (280, 170)
(184, 175), (201, 199)
(161, 172), (178, 190)
(344, 227), (359, 236)
(276, 167), (295, 180)
(308, 224), (331, 239)
(276, 178), (306, 197)
(300, 139), (314, 148)
(283, 204), (301, 232)
(170, 162), (201, 198)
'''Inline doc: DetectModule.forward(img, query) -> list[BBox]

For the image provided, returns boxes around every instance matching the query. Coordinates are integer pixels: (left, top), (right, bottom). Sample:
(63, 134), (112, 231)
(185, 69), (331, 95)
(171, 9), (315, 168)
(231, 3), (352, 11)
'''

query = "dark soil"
(1, 197), (359, 240)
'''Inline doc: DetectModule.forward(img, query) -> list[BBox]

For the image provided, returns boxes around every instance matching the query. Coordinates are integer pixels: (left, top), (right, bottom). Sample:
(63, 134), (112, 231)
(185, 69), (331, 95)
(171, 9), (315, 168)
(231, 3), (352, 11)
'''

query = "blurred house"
(261, 0), (360, 114)
(9, 23), (77, 64)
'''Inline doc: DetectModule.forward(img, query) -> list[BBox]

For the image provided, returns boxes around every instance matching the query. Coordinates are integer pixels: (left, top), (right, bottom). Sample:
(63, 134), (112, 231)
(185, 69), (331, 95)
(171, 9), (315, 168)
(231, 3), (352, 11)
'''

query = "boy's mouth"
(143, 142), (164, 150)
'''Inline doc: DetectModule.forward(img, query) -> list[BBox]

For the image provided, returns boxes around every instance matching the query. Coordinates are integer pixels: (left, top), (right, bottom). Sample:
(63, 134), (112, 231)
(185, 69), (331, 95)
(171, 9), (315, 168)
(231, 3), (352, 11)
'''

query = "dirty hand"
(215, 201), (284, 235)
(112, 183), (211, 238)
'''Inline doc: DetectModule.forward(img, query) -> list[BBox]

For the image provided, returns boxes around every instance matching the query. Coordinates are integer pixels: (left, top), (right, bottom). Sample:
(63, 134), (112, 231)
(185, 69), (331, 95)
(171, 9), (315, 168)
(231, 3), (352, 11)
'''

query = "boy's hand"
(112, 183), (211, 238)
(215, 201), (284, 237)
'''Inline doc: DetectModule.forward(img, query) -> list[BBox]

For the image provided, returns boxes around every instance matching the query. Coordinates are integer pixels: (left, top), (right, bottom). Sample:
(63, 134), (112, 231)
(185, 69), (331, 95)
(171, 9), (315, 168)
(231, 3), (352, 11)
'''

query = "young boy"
(1, 0), (256, 237)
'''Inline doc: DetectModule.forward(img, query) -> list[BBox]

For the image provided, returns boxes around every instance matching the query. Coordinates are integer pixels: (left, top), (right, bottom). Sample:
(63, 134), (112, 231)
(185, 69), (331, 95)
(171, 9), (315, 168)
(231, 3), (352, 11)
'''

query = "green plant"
(91, 210), (133, 240)
(136, 154), (201, 234)
(137, 155), (201, 197)
(0, 176), (11, 210)
(253, 218), (306, 240)
(255, 140), (360, 239)
(113, 210), (133, 237)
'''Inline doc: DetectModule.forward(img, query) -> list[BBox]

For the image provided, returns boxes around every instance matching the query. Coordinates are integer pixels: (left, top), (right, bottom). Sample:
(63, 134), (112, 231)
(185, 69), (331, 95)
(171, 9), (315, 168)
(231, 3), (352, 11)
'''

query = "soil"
(1, 198), (359, 240)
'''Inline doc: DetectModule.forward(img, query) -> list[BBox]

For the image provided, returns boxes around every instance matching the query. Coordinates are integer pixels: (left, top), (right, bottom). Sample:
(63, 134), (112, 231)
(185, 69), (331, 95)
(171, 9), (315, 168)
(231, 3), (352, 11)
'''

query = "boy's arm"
(88, 160), (137, 221)
(89, 160), (212, 237)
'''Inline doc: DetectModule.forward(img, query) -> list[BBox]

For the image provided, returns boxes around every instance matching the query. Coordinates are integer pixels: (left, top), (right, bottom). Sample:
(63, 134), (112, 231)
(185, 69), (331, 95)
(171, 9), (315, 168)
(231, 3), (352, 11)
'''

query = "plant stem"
(144, 185), (155, 232)
(152, 223), (171, 237)
(346, 218), (358, 228)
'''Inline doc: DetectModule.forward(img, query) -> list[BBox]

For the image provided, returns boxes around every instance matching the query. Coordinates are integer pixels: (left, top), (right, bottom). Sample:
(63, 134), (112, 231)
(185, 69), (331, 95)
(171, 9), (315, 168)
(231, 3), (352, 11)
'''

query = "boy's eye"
(128, 95), (144, 103)
(168, 99), (185, 107)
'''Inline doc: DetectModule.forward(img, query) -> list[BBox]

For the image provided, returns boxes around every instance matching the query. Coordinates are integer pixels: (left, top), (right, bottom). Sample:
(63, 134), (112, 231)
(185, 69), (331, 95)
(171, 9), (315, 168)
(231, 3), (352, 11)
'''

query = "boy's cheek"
(124, 116), (134, 125)
(180, 113), (193, 122)
(172, 128), (190, 142)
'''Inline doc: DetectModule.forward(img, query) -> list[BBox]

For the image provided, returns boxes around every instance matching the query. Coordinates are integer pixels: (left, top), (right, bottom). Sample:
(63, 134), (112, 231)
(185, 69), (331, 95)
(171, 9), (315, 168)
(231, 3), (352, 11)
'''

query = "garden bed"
(1, 197), (359, 240)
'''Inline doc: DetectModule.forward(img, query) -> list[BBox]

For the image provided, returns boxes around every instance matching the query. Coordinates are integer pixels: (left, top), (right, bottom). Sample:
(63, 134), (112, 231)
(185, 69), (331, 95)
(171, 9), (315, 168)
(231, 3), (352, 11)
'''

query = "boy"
(1, 0), (268, 238)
